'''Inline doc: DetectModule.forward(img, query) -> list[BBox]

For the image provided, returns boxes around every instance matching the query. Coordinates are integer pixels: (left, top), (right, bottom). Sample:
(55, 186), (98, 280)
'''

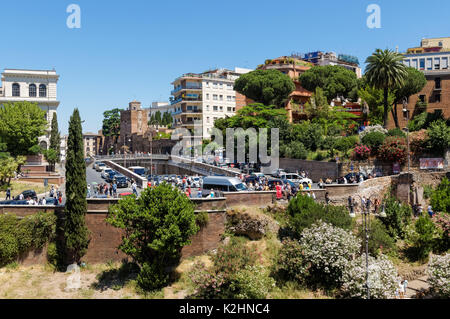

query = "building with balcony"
(390, 38), (450, 129)
(0, 68), (60, 150)
(83, 132), (101, 157)
(297, 51), (362, 78)
(170, 67), (252, 147)
(257, 56), (314, 123)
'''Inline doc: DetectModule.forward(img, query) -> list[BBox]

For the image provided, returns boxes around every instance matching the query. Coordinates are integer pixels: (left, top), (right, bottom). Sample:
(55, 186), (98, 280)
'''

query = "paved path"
(405, 276), (430, 298)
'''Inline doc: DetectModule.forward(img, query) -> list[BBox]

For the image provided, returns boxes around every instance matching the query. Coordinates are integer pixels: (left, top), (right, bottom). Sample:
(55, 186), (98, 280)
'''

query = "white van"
(201, 176), (247, 197)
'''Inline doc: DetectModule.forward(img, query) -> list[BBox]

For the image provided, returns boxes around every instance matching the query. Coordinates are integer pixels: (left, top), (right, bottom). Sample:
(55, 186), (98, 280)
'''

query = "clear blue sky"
(0, 0), (449, 134)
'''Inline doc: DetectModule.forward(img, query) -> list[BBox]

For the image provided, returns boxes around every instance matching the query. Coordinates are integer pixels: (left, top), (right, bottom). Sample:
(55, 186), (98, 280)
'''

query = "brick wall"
(279, 158), (338, 182)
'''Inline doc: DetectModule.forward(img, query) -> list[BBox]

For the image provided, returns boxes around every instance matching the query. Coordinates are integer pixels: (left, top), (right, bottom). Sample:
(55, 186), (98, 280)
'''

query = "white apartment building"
(148, 101), (173, 123)
(60, 134), (68, 162)
(403, 52), (450, 73)
(298, 51), (362, 78)
(170, 67), (252, 146)
(0, 69), (60, 150)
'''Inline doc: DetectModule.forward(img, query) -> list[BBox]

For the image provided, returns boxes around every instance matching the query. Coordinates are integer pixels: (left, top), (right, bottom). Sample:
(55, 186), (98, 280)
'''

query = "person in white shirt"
(42, 198), (47, 205)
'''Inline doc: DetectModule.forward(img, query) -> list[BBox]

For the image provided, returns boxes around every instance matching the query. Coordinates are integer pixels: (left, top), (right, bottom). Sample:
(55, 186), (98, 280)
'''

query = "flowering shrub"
(274, 239), (310, 283)
(231, 265), (276, 299)
(299, 221), (361, 287)
(359, 125), (388, 140)
(361, 131), (386, 154)
(352, 144), (371, 160)
(377, 137), (408, 164)
(341, 254), (399, 299)
(409, 129), (428, 155)
(427, 254), (450, 298)
(433, 213), (450, 253)
(189, 261), (228, 299)
(211, 237), (261, 274)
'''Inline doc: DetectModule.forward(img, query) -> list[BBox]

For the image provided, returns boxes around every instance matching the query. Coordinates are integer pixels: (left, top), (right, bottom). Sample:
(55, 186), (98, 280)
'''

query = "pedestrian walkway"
(405, 276), (429, 298)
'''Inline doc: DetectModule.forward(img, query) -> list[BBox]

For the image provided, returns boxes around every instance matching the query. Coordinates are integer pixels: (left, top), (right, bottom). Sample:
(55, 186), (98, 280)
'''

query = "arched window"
(39, 84), (47, 97)
(12, 83), (20, 97)
(29, 84), (37, 97)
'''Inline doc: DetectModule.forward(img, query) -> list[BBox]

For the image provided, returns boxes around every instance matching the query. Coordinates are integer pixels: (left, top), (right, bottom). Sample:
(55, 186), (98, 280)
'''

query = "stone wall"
(223, 191), (275, 208)
(279, 158), (338, 182)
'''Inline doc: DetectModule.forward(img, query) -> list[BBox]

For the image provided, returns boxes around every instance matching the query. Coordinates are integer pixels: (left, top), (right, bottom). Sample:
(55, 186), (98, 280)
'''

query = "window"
(214, 117), (218, 121)
(207, 117), (210, 123)
(419, 59), (425, 70)
(233, 107), (235, 112)
(435, 93), (441, 103)
(426, 58), (432, 70)
(419, 95), (426, 103)
(213, 105), (218, 111)
(434, 58), (440, 70)
(227, 84), (232, 90)
(187, 105), (193, 111)
(206, 105), (210, 111)
(213, 94), (218, 100)
(232, 96), (236, 101)
(29, 84), (36, 97)
(227, 96), (232, 101)
(39, 84), (47, 97)
(404, 60), (410, 67)
(219, 106), (223, 111)
(439, 41), (443, 47)
(435, 78), (441, 89)
(206, 93), (209, 100)
(219, 83), (223, 89)
(213, 82), (218, 89)
(219, 95), (223, 101)
(412, 59), (418, 69)
(227, 107), (232, 112)
(12, 83), (20, 97)
(442, 57), (448, 69)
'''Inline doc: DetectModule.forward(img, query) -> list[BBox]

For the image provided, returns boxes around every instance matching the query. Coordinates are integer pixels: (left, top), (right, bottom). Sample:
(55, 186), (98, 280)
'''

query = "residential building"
(170, 67), (252, 147)
(117, 101), (149, 152)
(148, 101), (173, 126)
(83, 132), (100, 157)
(60, 134), (68, 162)
(257, 56), (313, 122)
(298, 51), (362, 78)
(0, 68), (60, 150)
(392, 38), (450, 129)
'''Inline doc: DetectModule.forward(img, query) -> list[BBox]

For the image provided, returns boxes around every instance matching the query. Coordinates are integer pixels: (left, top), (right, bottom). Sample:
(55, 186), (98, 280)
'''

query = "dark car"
(14, 190), (37, 201)
(244, 175), (260, 184)
(105, 170), (118, 183)
(113, 174), (129, 188)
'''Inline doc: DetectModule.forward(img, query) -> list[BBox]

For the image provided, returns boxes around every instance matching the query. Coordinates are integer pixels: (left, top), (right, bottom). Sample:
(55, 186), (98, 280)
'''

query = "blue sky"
(0, 0), (449, 134)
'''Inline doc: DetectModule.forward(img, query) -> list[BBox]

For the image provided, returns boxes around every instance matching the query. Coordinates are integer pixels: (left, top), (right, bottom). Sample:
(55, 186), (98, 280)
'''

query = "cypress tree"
(64, 108), (90, 263)
(49, 113), (61, 170)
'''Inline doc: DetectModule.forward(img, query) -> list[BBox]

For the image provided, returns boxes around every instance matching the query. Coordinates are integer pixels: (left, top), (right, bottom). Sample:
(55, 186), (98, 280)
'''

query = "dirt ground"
(0, 264), (142, 299)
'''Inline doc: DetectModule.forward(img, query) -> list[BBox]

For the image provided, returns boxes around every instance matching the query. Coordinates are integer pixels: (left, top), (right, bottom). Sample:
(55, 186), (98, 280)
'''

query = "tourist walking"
(87, 184), (91, 198)
(5, 188), (11, 200)
(275, 182), (283, 200)
(132, 181), (138, 196)
(325, 192), (330, 205)
(112, 182), (117, 198)
(427, 205), (435, 218)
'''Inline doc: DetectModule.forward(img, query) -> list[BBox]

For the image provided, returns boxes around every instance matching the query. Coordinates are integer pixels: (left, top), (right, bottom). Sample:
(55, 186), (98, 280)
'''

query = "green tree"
(64, 109), (90, 264)
(426, 120), (450, 155)
(304, 87), (330, 119)
(299, 65), (358, 102)
(0, 156), (26, 186)
(107, 183), (199, 290)
(48, 113), (61, 171)
(358, 83), (395, 125)
(380, 195), (412, 240)
(234, 69), (295, 107)
(391, 67), (427, 127)
(102, 108), (122, 150)
(365, 49), (408, 128)
(154, 111), (162, 126)
(430, 177), (450, 213)
(0, 102), (47, 156)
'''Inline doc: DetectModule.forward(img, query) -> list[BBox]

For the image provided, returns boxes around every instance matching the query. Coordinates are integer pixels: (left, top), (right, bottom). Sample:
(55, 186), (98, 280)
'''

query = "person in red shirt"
(275, 182), (283, 200)
(185, 186), (191, 198)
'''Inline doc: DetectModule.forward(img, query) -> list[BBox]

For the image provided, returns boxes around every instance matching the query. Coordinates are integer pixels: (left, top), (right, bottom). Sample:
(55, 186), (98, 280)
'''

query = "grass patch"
(0, 180), (53, 198)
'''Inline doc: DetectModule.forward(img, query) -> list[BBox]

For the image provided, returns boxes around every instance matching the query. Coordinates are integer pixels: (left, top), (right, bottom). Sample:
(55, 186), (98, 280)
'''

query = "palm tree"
(365, 49), (408, 128)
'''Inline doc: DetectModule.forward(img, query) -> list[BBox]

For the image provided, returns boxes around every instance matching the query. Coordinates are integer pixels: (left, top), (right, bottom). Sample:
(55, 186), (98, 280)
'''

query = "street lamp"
(353, 194), (386, 299)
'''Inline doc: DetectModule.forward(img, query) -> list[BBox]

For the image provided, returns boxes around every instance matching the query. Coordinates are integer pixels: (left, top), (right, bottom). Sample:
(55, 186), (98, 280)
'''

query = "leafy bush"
(291, 121), (324, 151)
(107, 182), (199, 290)
(231, 265), (276, 299)
(299, 221), (361, 288)
(387, 127), (406, 138)
(195, 211), (209, 229)
(377, 137), (408, 164)
(287, 194), (354, 237)
(352, 144), (371, 160)
(321, 136), (336, 150)
(380, 196), (412, 240)
(357, 219), (396, 256)
(335, 136), (358, 153)
(361, 131), (386, 154)
(423, 185), (433, 199)
(280, 141), (308, 159)
(430, 177), (450, 213)
(427, 254), (450, 298)
(426, 120), (450, 155)
(410, 130), (429, 155)
(340, 254), (399, 299)
(411, 216), (437, 261)
(433, 213), (450, 253)
(409, 110), (445, 132)
(0, 212), (56, 267)
(189, 237), (263, 299)
(274, 239), (310, 283)
(359, 125), (388, 139)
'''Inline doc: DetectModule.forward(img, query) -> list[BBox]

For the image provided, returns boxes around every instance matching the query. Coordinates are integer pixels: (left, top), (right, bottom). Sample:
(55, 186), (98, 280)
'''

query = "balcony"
(171, 85), (202, 95)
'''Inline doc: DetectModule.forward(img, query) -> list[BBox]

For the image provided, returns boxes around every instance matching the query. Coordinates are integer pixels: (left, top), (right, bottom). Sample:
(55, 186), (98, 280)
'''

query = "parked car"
(105, 170), (118, 183)
(267, 179), (285, 190)
(244, 175), (260, 185)
(14, 190), (37, 201)
(113, 174), (129, 188)
(96, 162), (106, 172)
(93, 161), (103, 170)
(201, 176), (247, 197)
(280, 173), (313, 188)
(101, 168), (114, 180)
(338, 172), (367, 184)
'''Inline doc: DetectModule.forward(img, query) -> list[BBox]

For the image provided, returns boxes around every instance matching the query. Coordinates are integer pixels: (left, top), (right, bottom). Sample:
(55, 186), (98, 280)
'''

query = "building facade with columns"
(0, 69), (60, 150)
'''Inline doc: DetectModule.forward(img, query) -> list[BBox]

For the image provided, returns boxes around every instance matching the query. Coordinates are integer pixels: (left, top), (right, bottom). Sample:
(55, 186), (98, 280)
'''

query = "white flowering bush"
(341, 254), (399, 299)
(231, 265), (276, 299)
(359, 125), (388, 139)
(299, 221), (361, 287)
(427, 254), (450, 298)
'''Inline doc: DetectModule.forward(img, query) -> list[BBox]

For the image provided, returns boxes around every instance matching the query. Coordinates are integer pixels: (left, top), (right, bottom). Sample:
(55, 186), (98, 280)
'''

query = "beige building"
(83, 132), (100, 157)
